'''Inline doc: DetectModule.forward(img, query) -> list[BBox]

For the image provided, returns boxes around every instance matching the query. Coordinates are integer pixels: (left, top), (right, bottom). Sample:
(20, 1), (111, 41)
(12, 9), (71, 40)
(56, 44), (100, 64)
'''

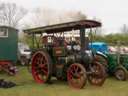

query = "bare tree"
(0, 3), (27, 28)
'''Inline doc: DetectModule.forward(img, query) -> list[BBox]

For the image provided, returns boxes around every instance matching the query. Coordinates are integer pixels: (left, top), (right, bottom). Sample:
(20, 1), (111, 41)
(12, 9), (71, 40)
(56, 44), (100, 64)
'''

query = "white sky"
(1, 0), (128, 34)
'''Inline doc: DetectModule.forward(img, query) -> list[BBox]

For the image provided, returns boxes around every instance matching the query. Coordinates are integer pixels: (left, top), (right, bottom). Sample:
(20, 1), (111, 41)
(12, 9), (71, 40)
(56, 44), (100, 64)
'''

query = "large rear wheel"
(88, 62), (106, 86)
(67, 63), (87, 89)
(31, 51), (52, 83)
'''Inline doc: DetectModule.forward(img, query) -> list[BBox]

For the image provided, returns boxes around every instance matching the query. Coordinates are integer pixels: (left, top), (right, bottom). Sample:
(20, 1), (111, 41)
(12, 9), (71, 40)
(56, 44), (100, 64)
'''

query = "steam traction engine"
(24, 20), (106, 89)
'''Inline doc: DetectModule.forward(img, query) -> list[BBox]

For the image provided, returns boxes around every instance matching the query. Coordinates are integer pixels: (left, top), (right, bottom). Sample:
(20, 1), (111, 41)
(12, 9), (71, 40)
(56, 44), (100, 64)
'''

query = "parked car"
(18, 42), (31, 65)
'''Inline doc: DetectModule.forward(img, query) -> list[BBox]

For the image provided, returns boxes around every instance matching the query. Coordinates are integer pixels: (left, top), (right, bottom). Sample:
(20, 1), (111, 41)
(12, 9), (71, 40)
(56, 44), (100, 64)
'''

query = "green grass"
(0, 66), (128, 96)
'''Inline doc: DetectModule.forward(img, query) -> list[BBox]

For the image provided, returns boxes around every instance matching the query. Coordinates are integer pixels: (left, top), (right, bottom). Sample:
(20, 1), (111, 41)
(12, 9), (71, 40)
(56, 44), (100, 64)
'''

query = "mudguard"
(96, 51), (108, 59)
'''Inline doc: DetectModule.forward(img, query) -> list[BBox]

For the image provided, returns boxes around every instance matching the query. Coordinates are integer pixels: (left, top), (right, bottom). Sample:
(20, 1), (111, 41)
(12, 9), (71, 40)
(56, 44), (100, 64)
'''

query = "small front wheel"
(67, 63), (87, 89)
(114, 66), (128, 81)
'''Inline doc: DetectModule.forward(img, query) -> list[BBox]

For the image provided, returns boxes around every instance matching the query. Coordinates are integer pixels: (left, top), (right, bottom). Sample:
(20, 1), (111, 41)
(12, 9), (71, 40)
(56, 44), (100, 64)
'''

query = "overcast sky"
(1, 0), (128, 34)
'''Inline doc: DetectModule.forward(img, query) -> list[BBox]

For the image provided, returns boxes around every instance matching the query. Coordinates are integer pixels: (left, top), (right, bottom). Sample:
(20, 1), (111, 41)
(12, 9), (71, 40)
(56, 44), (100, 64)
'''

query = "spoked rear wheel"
(67, 63), (87, 89)
(31, 51), (52, 83)
(88, 62), (106, 86)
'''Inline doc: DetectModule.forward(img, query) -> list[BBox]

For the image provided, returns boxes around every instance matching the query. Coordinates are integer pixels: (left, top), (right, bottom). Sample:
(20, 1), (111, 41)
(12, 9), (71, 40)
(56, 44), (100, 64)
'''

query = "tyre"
(114, 66), (128, 81)
(31, 51), (52, 83)
(88, 62), (106, 86)
(67, 63), (87, 89)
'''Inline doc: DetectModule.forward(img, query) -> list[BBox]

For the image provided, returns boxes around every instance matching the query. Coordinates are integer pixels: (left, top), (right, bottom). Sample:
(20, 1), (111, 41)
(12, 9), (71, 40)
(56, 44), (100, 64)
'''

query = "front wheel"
(88, 62), (106, 86)
(114, 66), (128, 81)
(67, 63), (87, 89)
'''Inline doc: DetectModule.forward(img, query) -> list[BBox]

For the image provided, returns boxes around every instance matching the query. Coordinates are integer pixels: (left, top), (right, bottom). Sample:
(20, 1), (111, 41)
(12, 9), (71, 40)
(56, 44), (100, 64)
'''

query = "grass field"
(0, 66), (128, 96)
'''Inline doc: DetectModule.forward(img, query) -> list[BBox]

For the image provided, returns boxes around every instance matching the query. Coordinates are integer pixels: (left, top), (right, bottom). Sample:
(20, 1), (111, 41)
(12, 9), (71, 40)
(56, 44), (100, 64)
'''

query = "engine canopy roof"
(23, 19), (101, 34)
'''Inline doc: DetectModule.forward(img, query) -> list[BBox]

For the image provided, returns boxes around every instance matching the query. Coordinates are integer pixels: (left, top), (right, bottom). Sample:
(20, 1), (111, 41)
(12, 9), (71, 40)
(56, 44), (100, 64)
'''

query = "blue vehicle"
(89, 42), (108, 54)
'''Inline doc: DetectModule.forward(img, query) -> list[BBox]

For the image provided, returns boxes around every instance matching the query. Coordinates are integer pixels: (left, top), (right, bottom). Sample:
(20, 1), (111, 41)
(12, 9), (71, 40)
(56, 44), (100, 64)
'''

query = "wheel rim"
(31, 51), (50, 83)
(67, 63), (86, 89)
(115, 68), (127, 80)
(88, 62), (106, 86)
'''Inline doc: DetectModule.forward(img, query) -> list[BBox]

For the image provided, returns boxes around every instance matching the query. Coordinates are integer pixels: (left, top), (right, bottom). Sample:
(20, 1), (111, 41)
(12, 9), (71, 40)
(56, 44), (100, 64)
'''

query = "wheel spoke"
(70, 70), (74, 75)
(41, 69), (48, 75)
(75, 66), (79, 73)
(73, 65), (76, 71)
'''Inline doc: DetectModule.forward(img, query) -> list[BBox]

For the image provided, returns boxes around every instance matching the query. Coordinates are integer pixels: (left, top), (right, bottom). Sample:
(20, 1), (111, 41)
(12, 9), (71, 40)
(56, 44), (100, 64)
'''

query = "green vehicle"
(24, 20), (106, 89)
(0, 26), (18, 75)
(93, 42), (128, 81)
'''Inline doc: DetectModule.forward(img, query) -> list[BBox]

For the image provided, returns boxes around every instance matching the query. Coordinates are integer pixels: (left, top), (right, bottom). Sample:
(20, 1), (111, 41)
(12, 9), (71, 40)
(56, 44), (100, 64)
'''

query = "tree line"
(93, 33), (128, 46)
